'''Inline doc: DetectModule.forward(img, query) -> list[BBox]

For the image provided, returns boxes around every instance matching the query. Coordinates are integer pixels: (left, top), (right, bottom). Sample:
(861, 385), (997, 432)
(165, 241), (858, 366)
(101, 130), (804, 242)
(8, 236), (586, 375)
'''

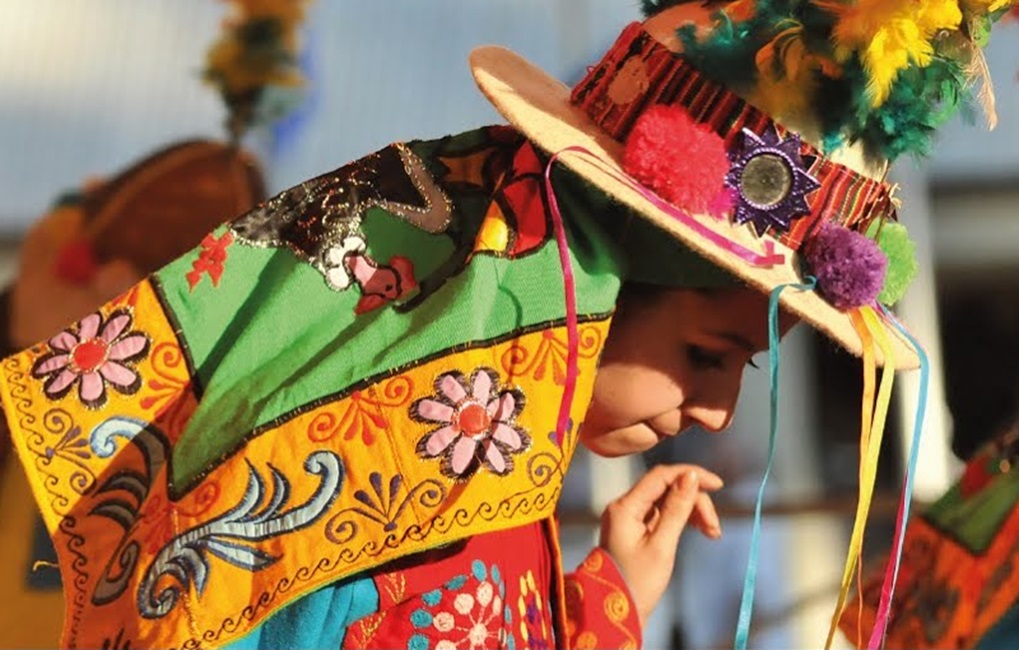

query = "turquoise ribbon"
(734, 277), (816, 650)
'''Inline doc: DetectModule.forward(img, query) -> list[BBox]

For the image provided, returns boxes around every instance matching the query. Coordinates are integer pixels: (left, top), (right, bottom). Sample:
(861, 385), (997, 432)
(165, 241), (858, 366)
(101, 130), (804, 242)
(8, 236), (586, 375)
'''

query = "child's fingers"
(688, 468), (724, 491)
(615, 464), (723, 519)
(649, 471), (700, 549)
(692, 491), (722, 539)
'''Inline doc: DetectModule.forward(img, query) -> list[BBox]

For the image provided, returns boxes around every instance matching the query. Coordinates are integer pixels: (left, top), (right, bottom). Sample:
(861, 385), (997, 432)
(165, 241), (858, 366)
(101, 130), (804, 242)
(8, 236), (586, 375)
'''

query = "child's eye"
(686, 344), (725, 371)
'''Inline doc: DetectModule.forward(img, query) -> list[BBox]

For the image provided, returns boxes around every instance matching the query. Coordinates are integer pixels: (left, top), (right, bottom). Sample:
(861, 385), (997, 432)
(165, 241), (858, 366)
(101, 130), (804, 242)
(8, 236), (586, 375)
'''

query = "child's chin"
(579, 425), (661, 458)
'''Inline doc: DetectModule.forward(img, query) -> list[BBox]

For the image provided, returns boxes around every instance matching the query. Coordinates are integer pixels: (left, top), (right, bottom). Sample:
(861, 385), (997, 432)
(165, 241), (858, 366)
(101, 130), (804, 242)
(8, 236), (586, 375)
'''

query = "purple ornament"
(725, 127), (821, 237)
(806, 222), (888, 310)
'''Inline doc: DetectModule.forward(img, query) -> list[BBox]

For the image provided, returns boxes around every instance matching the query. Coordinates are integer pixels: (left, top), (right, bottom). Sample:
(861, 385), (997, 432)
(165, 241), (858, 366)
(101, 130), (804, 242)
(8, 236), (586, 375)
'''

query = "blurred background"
(0, 1), (1016, 648)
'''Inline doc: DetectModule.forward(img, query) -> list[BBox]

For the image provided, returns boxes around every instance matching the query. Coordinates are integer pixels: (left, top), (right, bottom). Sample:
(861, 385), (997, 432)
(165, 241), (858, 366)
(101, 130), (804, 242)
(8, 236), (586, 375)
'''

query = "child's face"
(581, 287), (798, 457)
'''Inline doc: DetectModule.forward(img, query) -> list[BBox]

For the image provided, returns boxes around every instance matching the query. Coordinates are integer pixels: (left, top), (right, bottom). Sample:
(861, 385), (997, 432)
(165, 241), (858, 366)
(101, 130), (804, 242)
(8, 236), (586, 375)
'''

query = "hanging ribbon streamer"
(825, 306), (897, 648)
(848, 308), (877, 649)
(865, 307), (930, 650)
(542, 152), (582, 447)
(850, 309), (877, 650)
(733, 276), (816, 650)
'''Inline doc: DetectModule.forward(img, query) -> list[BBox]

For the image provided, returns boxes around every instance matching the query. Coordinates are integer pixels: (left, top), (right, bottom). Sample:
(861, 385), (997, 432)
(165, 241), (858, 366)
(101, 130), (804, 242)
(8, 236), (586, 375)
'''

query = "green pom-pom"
(866, 221), (917, 305)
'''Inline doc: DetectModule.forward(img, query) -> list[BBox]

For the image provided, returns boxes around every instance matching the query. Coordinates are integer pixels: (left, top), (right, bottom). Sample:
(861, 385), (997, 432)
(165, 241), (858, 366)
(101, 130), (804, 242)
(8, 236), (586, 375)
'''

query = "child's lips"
(649, 423), (680, 440)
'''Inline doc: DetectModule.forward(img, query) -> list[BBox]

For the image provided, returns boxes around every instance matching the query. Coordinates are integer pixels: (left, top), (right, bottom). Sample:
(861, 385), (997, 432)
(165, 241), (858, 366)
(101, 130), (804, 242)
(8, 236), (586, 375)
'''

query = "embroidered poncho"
(1, 126), (640, 648)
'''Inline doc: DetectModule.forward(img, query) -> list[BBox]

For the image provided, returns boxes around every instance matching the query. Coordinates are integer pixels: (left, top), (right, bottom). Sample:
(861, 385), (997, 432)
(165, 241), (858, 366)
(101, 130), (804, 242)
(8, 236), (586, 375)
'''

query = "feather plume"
(667, 0), (1011, 160)
(965, 42), (998, 129)
(824, 0), (963, 106)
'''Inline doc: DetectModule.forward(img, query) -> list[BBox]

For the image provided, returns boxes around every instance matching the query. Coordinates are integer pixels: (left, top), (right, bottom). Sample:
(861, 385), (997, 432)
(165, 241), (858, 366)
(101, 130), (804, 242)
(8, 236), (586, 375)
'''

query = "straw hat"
(470, 1), (1014, 369)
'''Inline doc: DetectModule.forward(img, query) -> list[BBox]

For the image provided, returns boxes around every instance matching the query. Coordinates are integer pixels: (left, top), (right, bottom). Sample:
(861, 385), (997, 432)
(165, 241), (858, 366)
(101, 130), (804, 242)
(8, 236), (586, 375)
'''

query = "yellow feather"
(828, 0), (963, 106)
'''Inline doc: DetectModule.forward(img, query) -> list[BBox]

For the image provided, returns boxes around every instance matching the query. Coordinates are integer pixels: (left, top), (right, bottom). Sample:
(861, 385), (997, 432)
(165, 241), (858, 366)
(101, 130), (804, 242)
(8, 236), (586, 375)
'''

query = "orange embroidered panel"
(1, 284), (610, 648)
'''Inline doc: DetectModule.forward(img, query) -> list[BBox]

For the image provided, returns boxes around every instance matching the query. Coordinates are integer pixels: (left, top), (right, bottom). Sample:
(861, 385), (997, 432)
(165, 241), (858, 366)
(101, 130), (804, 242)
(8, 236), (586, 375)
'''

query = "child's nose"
(683, 378), (742, 432)
(685, 404), (735, 433)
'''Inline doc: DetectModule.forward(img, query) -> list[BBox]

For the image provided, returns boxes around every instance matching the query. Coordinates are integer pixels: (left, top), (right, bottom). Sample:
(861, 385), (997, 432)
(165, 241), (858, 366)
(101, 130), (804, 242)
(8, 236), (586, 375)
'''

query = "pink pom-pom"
(622, 104), (730, 214)
(806, 222), (888, 310)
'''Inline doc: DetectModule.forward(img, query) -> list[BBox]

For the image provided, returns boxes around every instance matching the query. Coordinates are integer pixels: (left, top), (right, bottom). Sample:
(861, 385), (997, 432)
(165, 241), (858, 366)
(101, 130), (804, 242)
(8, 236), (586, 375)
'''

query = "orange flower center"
(456, 402), (491, 437)
(72, 338), (109, 373)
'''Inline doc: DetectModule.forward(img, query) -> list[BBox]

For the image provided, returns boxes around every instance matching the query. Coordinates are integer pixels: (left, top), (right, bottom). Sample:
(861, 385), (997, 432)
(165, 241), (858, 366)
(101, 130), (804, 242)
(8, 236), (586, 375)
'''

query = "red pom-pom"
(55, 238), (99, 284)
(622, 105), (730, 214)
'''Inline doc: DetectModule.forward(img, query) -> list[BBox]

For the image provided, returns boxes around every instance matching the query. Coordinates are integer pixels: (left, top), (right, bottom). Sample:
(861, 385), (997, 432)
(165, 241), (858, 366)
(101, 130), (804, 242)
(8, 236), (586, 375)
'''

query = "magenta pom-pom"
(806, 222), (888, 310)
(622, 104), (730, 214)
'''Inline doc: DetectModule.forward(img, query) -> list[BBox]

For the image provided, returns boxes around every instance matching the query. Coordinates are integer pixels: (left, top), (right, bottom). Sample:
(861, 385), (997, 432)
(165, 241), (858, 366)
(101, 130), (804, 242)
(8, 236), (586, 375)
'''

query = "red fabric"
(345, 521), (556, 649)
(340, 521), (642, 649)
(564, 548), (642, 650)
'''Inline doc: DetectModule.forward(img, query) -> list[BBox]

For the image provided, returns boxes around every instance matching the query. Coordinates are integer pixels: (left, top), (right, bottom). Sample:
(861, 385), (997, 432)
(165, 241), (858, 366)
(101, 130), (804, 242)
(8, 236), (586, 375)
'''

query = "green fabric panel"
(156, 130), (625, 490)
(923, 468), (1019, 554)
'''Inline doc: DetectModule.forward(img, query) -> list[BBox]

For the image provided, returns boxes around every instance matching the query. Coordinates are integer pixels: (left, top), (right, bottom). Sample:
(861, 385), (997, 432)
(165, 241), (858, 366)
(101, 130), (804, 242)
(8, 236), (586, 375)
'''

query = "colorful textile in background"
(1, 126), (628, 648)
(842, 430), (1019, 648)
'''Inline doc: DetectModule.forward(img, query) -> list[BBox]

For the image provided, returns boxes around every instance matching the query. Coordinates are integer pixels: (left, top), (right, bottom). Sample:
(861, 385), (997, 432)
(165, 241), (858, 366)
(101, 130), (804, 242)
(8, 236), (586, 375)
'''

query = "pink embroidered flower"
(413, 368), (529, 479)
(31, 309), (150, 409)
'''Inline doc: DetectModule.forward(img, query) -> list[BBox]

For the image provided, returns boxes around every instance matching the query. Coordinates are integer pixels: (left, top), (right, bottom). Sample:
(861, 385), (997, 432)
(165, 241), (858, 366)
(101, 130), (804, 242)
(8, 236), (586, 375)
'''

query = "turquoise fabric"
(225, 574), (379, 650)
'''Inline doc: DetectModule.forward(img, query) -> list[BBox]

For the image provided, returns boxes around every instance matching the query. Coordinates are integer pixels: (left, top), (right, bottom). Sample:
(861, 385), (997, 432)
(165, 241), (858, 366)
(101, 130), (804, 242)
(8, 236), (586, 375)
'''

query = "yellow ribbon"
(826, 306), (896, 648)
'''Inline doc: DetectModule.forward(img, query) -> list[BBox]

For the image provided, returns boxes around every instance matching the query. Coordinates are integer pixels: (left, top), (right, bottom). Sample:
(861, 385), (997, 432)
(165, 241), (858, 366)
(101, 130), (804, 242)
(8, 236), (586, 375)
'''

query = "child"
(2, 1), (1013, 648)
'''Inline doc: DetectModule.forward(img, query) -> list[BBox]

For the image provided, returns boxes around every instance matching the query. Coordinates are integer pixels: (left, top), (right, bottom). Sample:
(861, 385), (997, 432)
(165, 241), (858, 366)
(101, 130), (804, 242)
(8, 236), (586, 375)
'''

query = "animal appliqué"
(323, 235), (417, 314)
(228, 143), (448, 310)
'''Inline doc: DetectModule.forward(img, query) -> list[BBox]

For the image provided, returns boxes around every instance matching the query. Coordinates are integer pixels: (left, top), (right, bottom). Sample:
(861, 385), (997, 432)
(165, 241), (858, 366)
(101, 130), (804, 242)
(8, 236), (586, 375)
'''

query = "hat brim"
(469, 45), (919, 369)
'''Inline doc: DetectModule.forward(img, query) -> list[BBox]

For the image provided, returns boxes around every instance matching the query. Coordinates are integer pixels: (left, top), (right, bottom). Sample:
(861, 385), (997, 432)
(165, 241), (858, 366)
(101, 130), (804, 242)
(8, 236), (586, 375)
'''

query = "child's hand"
(598, 464), (724, 626)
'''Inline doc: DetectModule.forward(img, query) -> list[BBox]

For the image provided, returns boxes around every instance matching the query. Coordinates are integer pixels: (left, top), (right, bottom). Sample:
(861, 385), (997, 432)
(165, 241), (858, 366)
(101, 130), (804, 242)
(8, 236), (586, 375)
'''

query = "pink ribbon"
(543, 154), (581, 448)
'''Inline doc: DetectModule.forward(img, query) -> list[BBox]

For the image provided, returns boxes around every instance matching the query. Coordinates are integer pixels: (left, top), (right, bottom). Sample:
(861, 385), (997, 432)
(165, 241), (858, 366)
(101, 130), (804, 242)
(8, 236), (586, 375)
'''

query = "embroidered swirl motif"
(136, 450), (344, 619)
(500, 325), (603, 386)
(412, 368), (530, 480)
(138, 341), (195, 437)
(31, 309), (150, 409)
(324, 472), (446, 544)
(36, 408), (97, 498)
(307, 375), (414, 446)
(178, 487), (560, 649)
(87, 417), (169, 606)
